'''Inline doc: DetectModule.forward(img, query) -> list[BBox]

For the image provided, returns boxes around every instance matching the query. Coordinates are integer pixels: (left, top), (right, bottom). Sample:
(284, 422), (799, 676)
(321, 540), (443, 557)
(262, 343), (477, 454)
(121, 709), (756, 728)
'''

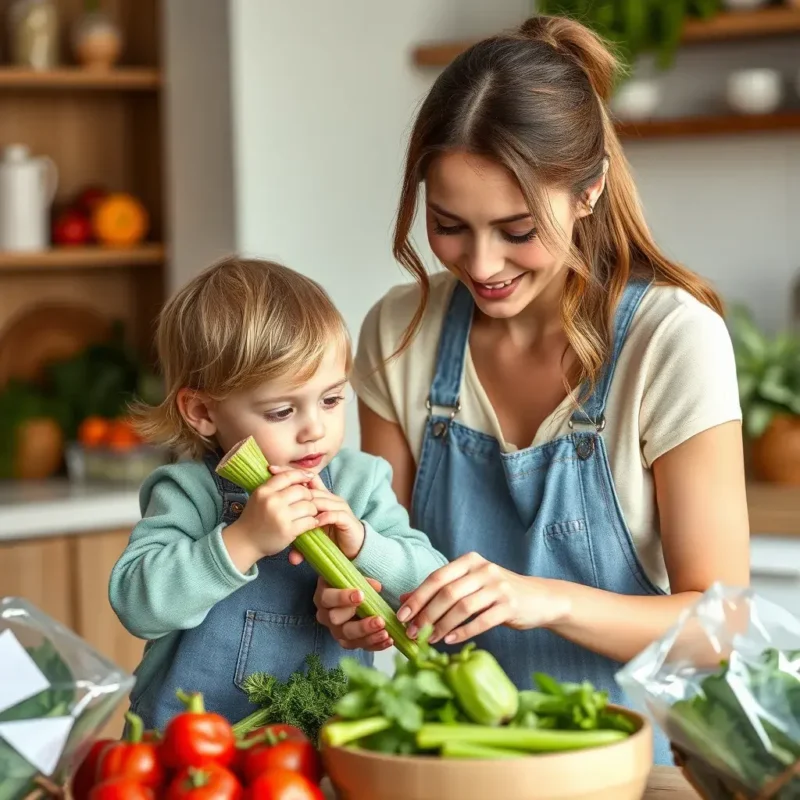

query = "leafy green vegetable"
(321, 627), (632, 757)
(233, 654), (349, 743)
(0, 640), (76, 800)
(666, 648), (800, 799)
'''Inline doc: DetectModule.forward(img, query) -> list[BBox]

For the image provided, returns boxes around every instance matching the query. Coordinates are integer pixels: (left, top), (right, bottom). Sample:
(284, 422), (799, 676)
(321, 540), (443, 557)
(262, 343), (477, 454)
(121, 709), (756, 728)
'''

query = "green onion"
(216, 436), (420, 661)
(416, 723), (627, 753)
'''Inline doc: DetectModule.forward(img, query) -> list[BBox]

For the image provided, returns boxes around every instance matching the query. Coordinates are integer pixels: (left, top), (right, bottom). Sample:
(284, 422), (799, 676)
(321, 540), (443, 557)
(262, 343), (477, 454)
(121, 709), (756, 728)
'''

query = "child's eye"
(323, 395), (345, 409)
(265, 407), (293, 422)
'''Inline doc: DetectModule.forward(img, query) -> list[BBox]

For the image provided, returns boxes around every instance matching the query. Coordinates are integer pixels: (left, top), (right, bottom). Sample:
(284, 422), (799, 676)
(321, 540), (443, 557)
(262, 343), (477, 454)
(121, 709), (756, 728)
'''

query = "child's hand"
(272, 469), (365, 559)
(226, 468), (319, 561)
(309, 478), (366, 559)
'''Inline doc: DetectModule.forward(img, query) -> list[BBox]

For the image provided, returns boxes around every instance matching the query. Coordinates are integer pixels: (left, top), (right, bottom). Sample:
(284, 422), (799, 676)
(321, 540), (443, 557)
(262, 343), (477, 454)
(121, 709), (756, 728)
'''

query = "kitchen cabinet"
(0, 535), (72, 627)
(0, 527), (143, 738)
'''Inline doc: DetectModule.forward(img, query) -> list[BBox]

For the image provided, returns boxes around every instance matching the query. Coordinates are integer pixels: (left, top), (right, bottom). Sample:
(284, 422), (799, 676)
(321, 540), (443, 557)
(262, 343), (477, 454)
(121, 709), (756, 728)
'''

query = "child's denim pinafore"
(130, 457), (371, 730)
(411, 278), (671, 764)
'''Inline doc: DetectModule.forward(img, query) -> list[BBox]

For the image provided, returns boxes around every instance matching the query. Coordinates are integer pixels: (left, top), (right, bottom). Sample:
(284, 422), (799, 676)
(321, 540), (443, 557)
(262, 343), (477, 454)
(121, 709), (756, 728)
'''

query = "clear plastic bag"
(0, 596), (135, 800)
(616, 582), (800, 800)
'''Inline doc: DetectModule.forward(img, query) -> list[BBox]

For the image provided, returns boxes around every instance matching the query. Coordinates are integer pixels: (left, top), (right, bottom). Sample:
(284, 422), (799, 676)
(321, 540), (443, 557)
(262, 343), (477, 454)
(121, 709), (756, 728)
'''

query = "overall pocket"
(542, 519), (600, 589)
(234, 609), (321, 688)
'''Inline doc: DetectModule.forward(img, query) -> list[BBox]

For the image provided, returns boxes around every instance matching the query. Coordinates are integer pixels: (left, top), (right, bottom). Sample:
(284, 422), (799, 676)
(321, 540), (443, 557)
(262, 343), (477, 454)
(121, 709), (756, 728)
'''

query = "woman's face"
(425, 150), (588, 321)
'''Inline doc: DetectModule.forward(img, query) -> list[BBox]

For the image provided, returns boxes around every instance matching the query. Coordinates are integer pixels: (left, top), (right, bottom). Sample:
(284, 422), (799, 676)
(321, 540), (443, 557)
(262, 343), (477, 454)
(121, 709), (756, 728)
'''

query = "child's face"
(203, 343), (348, 473)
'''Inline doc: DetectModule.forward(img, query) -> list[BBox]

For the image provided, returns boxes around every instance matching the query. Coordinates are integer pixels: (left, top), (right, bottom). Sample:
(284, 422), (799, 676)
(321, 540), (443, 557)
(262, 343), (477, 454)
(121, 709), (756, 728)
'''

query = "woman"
(313, 14), (749, 764)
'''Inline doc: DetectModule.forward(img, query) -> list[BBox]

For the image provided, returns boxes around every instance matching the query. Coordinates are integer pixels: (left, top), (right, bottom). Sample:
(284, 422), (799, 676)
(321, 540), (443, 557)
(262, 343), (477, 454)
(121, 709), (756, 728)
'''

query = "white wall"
(163, 0), (237, 292)
(623, 41), (800, 332)
(227, 0), (530, 449)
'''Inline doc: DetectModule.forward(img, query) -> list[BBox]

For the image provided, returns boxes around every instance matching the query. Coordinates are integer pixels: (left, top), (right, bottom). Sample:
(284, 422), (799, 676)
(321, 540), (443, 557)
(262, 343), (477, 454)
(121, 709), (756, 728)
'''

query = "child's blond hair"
(134, 256), (352, 458)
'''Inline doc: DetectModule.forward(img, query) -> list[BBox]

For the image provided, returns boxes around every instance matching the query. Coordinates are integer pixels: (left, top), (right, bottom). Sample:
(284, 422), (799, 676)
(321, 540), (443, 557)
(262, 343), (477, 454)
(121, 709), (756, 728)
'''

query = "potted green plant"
(729, 305), (800, 485)
(536, 0), (722, 72)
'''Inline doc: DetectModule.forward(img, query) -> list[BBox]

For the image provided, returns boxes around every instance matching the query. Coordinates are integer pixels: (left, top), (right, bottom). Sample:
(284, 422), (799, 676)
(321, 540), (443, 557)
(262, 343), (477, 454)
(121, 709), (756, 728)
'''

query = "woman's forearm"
(542, 579), (701, 664)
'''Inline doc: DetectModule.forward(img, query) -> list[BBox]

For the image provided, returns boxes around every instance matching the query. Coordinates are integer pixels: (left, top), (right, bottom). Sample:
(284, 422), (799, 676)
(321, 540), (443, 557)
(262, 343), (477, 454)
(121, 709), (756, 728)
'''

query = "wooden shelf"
(748, 482), (800, 538)
(412, 7), (800, 67)
(0, 244), (165, 271)
(682, 5), (800, 43)
(615, 111), (800, 140)
(0, 67), (161, 90)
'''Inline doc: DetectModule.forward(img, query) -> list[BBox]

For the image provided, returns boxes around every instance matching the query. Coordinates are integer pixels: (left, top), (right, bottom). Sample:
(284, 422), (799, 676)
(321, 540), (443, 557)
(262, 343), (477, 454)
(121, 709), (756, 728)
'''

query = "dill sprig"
(232, 654), (349, 743)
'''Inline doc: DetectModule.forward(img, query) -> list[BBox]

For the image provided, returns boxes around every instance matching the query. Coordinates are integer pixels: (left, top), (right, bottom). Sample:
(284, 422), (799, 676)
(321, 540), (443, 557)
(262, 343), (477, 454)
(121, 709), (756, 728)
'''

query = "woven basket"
(671, 745), (800, 800)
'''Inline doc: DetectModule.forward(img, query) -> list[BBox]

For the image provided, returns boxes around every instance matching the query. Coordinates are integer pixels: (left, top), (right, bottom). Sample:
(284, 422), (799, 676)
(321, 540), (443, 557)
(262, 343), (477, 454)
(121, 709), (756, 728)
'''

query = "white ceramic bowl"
(610, 79), (661, 121)
(726, 68), (782, 115)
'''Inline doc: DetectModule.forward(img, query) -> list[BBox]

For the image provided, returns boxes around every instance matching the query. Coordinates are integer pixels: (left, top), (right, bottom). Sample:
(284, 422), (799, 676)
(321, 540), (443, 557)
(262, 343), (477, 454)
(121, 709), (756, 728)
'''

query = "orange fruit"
(106, 419), (142, 451)
(92, 193), (149, 247)
(78, 415), (111, 447)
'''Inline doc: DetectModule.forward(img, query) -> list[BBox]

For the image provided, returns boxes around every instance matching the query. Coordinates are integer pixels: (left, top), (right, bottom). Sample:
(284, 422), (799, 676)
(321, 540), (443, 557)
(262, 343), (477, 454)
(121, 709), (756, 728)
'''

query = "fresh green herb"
(233, 654), (350, 744)
(320, 627), (633, 757)
(665, 648), (800, 799)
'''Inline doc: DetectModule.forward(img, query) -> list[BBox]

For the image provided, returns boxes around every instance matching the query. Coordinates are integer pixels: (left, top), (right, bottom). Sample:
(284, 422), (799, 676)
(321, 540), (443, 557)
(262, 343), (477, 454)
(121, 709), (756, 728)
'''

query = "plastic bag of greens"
(0, 596), (135, 800)
(616, 583), (800, 800)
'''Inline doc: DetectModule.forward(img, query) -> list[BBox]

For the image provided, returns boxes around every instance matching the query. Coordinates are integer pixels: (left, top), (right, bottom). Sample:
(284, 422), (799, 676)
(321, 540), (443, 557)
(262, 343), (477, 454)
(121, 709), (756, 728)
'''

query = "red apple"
(53, 210), (92, 246)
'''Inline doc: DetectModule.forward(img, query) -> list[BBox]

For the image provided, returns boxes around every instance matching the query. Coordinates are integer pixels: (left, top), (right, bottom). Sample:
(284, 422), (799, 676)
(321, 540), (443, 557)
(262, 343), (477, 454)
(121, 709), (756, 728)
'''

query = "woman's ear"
(177, 388), (217, 437)
(576, 159), (609, 219)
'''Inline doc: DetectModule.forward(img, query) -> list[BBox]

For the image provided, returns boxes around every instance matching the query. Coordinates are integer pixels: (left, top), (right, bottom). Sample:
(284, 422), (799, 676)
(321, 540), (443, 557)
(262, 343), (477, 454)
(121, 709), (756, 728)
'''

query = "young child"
(109, 256), (448, 731)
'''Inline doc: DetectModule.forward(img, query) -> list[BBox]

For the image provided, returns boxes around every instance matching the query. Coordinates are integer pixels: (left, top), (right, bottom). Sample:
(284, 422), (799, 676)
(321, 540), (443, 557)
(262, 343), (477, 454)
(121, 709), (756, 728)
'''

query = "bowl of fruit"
(319, 634), (653, 800)
(66, 415), (169, 485)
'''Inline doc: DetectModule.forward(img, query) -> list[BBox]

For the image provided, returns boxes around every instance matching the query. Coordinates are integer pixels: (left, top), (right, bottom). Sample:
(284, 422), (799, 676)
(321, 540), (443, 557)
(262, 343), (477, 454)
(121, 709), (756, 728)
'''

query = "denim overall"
(411, 278), (671, 765)
(130, 454), (372, 731)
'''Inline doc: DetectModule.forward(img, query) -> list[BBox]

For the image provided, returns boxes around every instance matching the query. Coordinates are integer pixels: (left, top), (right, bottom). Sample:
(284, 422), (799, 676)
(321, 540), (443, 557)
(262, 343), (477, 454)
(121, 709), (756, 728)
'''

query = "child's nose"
(299, 416), (325, 442)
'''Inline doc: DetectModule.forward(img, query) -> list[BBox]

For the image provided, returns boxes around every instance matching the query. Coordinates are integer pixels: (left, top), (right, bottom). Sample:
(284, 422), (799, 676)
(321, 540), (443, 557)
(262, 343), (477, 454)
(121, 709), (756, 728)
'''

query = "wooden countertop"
(646, 766), (697, 798)
(748, 482), (800, 538)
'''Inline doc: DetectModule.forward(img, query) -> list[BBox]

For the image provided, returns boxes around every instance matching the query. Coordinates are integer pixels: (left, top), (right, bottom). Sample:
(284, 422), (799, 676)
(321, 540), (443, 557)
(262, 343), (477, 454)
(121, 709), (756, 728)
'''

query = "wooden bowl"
(321, 705), (653, 800)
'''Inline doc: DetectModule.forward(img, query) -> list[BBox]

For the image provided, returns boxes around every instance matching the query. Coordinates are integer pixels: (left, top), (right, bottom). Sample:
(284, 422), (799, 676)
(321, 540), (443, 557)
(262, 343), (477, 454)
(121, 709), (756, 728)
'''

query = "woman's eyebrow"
(427, 201), (532, 226)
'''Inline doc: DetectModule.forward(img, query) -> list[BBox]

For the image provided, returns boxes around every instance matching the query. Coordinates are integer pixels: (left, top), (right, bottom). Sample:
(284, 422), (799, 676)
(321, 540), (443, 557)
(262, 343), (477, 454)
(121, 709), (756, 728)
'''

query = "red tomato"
(233, 725), (310, 778)
(161, 691), (235, 770)
(166, 763), (242, 800)
(88, 777), (155, 800)
(96, 712), (165, 788)
(53, 209), (92, 246)
(71, 738), (116, 800)
(245, 770), (323, 800)
(240, 738), (321, 785)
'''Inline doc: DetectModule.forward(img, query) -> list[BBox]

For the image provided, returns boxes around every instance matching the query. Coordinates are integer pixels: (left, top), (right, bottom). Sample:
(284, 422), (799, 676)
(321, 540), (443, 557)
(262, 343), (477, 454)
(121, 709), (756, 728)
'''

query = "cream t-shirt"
(352, 271), (742, 591)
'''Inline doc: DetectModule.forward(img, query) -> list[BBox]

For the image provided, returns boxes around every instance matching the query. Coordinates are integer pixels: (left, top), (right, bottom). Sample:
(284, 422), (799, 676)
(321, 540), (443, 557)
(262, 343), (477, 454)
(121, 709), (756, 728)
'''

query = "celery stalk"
(216, 436), (420, 661)
(416, 723), (627, 753)
(439, 741), (526, 759)
(321, 716), (392, 748)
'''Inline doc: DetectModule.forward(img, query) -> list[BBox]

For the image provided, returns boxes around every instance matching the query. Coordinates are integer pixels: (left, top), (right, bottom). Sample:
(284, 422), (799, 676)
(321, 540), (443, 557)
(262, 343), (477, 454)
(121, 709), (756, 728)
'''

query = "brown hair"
(393, 14), (722, 396)
(132, 256), (352, 458)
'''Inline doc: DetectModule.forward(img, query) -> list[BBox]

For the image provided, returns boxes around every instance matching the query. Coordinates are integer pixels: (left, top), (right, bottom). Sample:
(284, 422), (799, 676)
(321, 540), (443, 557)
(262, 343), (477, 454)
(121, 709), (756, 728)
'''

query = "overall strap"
(570, 278), (651, 430)
(428, 280), (474, 414)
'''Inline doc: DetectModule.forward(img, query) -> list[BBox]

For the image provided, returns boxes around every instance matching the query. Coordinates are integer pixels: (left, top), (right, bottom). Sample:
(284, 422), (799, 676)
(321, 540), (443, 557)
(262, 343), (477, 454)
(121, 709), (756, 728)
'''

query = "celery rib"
(217, 437), (419, 661)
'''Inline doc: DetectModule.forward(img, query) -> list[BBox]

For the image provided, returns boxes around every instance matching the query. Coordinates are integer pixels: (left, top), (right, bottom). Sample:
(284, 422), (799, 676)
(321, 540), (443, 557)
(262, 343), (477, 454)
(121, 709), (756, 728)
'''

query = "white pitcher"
(0, 143), (58, 252)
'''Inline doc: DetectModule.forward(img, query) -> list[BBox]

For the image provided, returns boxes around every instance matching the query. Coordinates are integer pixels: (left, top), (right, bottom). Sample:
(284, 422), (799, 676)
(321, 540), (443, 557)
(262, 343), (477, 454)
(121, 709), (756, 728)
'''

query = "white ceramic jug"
(0, 143), (58, 252)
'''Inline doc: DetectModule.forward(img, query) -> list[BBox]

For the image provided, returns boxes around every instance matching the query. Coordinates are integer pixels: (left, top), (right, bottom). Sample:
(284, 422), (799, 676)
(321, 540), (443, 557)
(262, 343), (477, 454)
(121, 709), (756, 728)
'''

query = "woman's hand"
(396, 552), (571, 646)
(312, 577), (395, 651)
